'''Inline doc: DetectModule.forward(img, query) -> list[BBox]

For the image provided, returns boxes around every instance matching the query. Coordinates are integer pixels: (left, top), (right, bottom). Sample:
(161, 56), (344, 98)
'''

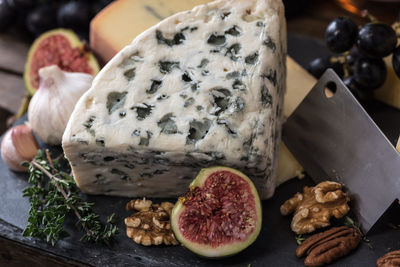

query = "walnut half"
(126, 198), (152, 211)
(280, 181), (350, 234)
(124, 199), (178, 246)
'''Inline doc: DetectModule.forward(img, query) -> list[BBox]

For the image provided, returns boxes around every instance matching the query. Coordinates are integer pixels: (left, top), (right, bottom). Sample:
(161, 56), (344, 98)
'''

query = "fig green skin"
(171, 166), (262, 258)
(24, 28), (100, 96)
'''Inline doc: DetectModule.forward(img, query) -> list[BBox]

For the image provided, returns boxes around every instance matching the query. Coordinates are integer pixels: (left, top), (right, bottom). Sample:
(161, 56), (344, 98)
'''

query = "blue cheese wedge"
(62, 0), (286, 199)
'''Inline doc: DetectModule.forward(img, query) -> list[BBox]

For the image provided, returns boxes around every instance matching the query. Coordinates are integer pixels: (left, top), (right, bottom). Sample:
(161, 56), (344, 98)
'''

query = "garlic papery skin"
(28, 65), (93, 145)
(1, 124), (39, 172)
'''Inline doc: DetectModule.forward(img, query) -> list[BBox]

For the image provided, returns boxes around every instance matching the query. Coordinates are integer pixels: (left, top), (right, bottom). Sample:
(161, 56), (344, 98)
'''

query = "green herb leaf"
(296, 234), (306, 245)
(388, 223), (400, 230)
(344, 216), (373, 250)
(23, 149), (118, 246)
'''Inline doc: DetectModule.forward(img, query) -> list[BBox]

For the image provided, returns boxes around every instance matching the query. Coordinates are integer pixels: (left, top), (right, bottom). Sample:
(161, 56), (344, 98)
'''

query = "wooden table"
(0, 34), (29, 134)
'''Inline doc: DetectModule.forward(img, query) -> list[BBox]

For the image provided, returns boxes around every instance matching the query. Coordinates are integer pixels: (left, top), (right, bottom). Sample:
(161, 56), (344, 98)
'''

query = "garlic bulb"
(1, 124), (39, 172)
(28, 65), (93, 145)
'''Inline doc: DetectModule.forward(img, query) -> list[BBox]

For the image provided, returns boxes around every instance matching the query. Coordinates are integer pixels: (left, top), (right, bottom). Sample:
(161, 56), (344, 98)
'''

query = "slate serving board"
(1, 34), (399, 267)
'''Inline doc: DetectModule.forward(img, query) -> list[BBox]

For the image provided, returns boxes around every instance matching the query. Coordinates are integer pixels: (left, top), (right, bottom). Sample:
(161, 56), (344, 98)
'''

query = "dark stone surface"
(0, 34), (399, 266)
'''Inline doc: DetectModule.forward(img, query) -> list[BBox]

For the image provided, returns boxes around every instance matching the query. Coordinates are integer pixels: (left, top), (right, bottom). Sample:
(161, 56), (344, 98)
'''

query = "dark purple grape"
(308, 56), (344, 79)
(0, 0), (16, 32)
(393, 46), (400, 78)
(308, 57), (330, 78)
(343, 76), (360, 91)
(346, 46), (360, 66)
(58, 1), (92, 32)
(343, 76), (372, 103)
(325, 17), (358, 53)
(356, 23), (397, 58)
(26, 5), (57, 36)
(354, 57), (387, 90)
(6, 0), (36, 10)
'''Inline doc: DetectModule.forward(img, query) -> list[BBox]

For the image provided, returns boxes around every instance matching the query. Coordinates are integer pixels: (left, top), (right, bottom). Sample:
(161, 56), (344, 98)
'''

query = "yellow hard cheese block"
(90, 0), (210, 63)
(90, 0), (315, 185)
(397, 138), (400, 153)
(277, 57), (316, 185)
(284, 57), (317, 117)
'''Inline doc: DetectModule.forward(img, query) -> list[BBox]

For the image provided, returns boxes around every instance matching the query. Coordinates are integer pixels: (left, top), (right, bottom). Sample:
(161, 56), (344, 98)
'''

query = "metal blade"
(282, 69), (400, 233)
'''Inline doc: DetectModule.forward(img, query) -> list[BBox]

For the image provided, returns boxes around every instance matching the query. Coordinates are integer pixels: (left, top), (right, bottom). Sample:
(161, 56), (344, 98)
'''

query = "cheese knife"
(282, 69), (400, 233)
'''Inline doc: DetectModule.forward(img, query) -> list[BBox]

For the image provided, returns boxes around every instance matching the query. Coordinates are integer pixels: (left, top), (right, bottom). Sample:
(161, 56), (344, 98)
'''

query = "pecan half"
(296, 226), (361, 267)
(377, 250), (400, 267)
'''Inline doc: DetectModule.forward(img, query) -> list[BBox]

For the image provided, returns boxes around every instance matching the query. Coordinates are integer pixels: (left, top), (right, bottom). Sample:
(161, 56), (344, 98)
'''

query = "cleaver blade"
(282, 69), (400, 233)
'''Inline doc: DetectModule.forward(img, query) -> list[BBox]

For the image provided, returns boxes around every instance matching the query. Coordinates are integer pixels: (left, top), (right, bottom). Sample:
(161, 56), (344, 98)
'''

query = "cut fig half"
(171, 166), (262, 258)
(24, 28), (99, 95)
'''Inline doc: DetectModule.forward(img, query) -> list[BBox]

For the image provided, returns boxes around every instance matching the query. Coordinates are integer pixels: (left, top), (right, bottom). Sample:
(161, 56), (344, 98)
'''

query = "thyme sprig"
(388, 223), (400, 230)
(344, 216), (373, 250)
(295, 234), (306, 245)
(22, 149), (118, 246)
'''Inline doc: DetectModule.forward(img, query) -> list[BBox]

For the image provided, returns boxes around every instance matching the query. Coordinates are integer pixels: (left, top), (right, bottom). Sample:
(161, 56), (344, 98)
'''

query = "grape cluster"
(0, 0), (114, 39)
(308, 14), (400, 102)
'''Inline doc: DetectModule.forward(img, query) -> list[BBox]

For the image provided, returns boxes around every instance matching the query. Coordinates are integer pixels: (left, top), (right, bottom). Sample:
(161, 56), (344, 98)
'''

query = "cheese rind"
(64, 0), (286, 199)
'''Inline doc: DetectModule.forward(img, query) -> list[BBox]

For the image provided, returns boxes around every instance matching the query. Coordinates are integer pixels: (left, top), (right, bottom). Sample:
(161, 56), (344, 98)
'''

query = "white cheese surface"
(62, 0), (286, 199)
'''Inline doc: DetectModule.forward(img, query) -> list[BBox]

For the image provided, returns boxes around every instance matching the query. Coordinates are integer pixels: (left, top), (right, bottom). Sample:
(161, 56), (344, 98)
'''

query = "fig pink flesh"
(30, 34), (94, 90)
(178, 170), (257, 248)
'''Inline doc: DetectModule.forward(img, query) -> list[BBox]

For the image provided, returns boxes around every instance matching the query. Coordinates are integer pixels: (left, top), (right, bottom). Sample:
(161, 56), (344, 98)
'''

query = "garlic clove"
(1, 124), (39, 172)
(12, 124), (39, 160)
(28, 65), (93, 145)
